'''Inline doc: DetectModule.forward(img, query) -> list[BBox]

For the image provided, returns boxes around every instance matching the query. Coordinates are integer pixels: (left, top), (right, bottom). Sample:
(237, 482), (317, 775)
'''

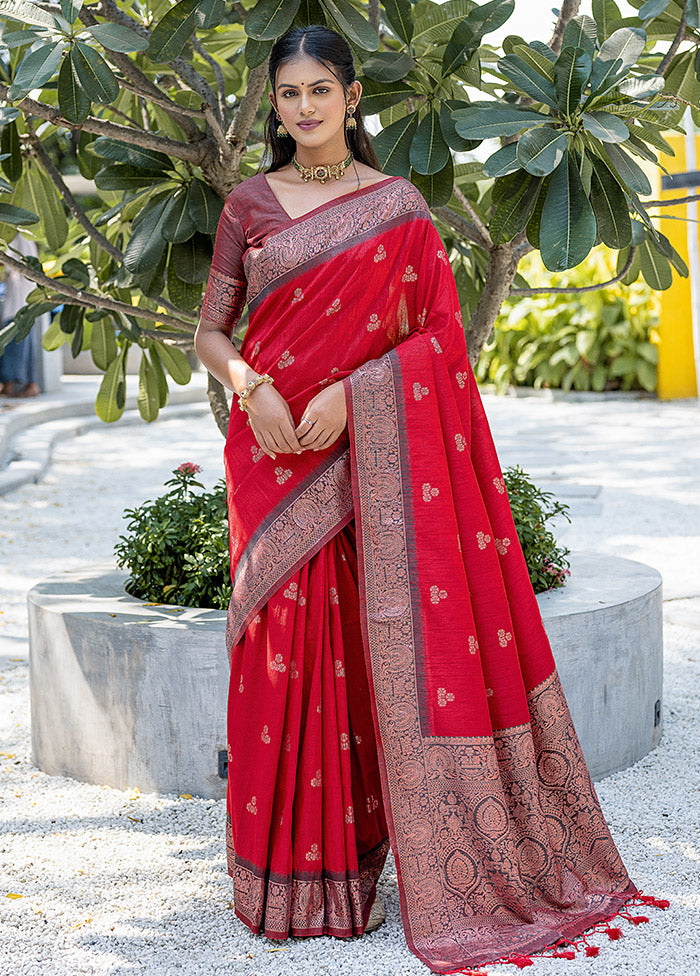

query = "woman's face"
(271, 54), (359, 147)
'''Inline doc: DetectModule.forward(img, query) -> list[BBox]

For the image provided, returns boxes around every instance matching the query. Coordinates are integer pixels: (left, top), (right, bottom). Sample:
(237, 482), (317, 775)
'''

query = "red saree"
(200, 172), (638, 972)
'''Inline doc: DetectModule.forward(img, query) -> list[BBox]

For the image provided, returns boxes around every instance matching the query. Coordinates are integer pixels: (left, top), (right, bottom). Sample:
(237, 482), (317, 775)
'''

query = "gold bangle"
(238, 373), (274, 412)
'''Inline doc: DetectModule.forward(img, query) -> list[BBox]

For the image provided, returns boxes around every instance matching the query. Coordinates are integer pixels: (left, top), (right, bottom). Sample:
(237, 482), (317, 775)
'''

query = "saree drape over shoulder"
(201, 172), (637, 972)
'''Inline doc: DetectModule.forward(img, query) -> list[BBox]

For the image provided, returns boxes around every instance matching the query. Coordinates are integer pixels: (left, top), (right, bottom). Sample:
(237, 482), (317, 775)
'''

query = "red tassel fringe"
(445, 889), (669, 974)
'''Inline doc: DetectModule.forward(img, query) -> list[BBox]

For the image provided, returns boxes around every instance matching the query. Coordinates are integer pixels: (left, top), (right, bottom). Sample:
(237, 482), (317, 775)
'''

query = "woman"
(194, 24), (647, 974)
(0, 231), (41, 398)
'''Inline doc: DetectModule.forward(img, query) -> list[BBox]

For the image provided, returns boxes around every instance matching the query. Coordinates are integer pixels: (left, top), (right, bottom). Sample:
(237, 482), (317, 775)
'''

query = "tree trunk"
(465, 244), (520, 367)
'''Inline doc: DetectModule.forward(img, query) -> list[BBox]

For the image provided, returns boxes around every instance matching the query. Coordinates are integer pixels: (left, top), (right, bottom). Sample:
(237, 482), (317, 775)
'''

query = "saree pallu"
(203, 173), (637, 972)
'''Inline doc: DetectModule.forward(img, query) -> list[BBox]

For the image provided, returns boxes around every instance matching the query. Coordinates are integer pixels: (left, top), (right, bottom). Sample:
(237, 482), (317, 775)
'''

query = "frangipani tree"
(0, 0), (695, 433)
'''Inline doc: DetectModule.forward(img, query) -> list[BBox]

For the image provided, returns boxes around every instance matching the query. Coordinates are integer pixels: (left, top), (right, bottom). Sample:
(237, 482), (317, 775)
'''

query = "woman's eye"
(282, 88), (329, 96)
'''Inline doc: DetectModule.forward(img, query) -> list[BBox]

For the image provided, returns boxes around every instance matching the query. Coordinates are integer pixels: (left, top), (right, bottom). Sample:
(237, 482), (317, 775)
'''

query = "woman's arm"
(194, 315), (304, 458)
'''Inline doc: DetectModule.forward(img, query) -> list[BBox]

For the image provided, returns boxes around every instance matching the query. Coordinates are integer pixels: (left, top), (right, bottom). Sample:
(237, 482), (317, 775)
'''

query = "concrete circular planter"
(27, 551), (662, 799)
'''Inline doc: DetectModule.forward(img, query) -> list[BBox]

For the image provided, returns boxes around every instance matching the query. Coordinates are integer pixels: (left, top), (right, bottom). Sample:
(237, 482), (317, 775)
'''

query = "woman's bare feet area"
(0, 380), (40, 398)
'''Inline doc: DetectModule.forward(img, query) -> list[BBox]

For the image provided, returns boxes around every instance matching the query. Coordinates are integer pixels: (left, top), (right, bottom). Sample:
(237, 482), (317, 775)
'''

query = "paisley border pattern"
(226, 815), (390, 937)
(226, 448), (354, 657)
(346, 353), (635, 972)
(246, 179), (430, 312)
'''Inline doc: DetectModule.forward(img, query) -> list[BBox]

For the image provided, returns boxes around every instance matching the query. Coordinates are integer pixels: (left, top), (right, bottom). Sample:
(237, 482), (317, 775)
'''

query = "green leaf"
(60, 0), (82, 24)
(123, 197), (170, 273)
(195, 0), (227, 29)
(358, 76), (413, 116)
(58, 51), (91, 125)
(162, 187), (196, 243)
(410, 155), (454, 208)
(638, 0), (671, 19)
(244, 36), (273, 69)
(409, 107), (450, 175)
(654, 230), (689, 276)
(73, 41), (119, 104)
(147, 0), (199, 62)
(0, 0), (59, 29)
(497, 54), (558, 108)
(616, 245), (641, 284)
(582, 110), (629, 143)
(554, 47), (592, 114)
(90, 316), (118, 371)
(688, 0), (700, 29)
(540, 152), (596, 271)
(153, 341), (191, 385)
(603, 142), (652, 195)
(383, 0), (413, 45)
(442, 0), (514, 76)
(167, 257), (202, 310)
(490, 169), (542, 244)
(0, 202), (38, 225)
(320, 0), (379, 50)
(451, 102), (551, 140)
(516, 127), (567, 176)
(27, 164), (67, 251)
(438, 100), (479, 152)
(0, 121), (21, 183)
(592, 0), (622, 42)
(185, 180), (224, 234)
(95, 164), (170, 191)
(169, 232), (212, 283)
(483, 142), (520, 178)
(245, 0), (300, 40)
(148, 346), (169, 407)
(588, 56), (625, 99)
(589, 156), (632, 247)
(361, 52), (414, 83)
(41, 316), (70, 351)
(86, 23), (150, 53)
(93, 136), (171, 172)
(512, 43), (555, 81)
(9, 41), (63, 98)
(598, 27), (647, 69)
(562, 15), (597, 58)
(638, 238), (672, 289)
(137, 351), (160, 422)
(96, 346), (128, 423)
(617, 73), (665, 100)
(371, 111), (419, 175)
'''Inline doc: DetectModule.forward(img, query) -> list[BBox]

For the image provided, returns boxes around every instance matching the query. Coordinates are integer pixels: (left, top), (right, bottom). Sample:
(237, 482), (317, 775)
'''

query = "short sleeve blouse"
(200, 193), (248, 332)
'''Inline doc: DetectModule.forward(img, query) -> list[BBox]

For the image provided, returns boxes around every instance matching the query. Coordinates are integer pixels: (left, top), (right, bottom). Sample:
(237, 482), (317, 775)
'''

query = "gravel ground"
(0, 394), (698, 976)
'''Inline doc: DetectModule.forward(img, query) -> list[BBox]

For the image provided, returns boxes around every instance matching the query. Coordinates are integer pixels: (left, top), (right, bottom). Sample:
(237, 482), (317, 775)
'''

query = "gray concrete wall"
(27, 552), (663, 798)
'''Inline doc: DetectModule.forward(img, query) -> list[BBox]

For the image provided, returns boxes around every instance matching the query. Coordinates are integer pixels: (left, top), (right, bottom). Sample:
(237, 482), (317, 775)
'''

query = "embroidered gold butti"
(201, 173), (637, 971)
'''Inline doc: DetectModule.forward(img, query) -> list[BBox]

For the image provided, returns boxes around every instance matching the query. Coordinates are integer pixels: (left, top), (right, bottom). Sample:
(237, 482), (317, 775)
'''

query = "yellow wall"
(657, 135), (699, 398)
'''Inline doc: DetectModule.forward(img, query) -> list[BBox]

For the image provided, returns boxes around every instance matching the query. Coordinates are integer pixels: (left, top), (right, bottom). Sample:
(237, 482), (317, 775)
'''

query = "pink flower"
(177, 462), (202, 474)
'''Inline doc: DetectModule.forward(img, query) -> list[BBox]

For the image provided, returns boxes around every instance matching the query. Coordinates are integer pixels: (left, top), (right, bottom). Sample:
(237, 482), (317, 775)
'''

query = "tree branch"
(225, 59), (271, 185)
(193, 37), (227, 123)
(452, 184), (492, 248)
(25, 121), (124, 264)
(0, 252), (196, 338)
(368, 0), (381, 32)
(76, 1), (203, 142)
(646, 192), (700, 207)
(657, 5), (687, 75)
(432, 205), (492, 249)
(510, 248), (637, 295)
(549, 0), (582, 56)
(0, 83), (211, 165)
(466, 244), (519, 365)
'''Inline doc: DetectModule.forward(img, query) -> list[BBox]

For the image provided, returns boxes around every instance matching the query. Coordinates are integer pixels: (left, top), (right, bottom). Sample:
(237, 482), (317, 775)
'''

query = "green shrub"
(114, 462), (231, 610)
(476, 247), (660, 394)
(114, 461), (572, 609)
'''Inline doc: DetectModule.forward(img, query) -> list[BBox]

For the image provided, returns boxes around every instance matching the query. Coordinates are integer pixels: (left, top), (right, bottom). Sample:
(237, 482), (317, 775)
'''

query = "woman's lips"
(298, 121), (321, 128)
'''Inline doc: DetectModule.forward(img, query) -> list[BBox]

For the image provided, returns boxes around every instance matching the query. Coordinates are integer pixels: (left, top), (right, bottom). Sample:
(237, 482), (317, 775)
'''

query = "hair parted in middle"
(262, 23), (381, 174)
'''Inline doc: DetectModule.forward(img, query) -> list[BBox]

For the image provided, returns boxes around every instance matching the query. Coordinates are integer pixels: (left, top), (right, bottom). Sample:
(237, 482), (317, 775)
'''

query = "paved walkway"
(0, 377), (698, 975)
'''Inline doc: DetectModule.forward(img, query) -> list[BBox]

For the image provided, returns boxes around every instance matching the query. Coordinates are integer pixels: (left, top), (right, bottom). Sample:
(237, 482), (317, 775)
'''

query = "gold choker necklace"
(292, 151), (354, 183)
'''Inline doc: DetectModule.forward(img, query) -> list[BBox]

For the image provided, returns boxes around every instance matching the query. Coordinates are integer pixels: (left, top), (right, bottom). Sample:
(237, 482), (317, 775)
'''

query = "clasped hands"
(245, 381), (347, 459)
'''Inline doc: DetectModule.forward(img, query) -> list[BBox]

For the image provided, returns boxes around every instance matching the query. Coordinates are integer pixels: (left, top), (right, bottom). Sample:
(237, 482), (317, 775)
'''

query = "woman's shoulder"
(225, 173), (267, 208)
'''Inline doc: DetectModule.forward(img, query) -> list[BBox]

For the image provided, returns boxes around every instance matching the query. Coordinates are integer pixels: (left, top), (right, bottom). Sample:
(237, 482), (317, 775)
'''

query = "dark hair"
(263, 24), (381, 173)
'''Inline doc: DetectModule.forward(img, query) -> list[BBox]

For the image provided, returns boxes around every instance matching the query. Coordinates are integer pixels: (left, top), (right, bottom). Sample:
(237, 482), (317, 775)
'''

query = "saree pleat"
(226, 520), (390, 938)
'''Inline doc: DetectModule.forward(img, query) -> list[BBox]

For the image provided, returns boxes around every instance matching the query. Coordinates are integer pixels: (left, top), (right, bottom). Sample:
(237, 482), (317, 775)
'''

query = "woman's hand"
(295, 382), (347, 452)
(246, 383), (303, 458)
